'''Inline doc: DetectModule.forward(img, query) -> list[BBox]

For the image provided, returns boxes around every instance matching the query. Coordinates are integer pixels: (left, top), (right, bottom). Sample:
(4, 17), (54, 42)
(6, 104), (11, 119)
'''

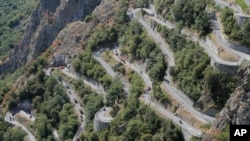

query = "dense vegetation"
(83, 93), (104, 122)
(73, 51), (112, 88)
(0, 68), (24, 104)
(236, 0), (249, 12)
(0, 112), (27, 141)
(157, 24), (236, 107)
(118, 21), (169, 103)
(10, 71), (78, 141)
(134, 0), (151, 8)
(154, 0), (211, 36)
(81, 72), (183, 141)
(106, 77), (125, 107)
(3, 127), (26, 141)
(119, 21), (167, 82)
(220, 8), (250, 46)
(87, 26), (118, 51)
(82, 91), (104, 132)
(0, 0), (38, 56)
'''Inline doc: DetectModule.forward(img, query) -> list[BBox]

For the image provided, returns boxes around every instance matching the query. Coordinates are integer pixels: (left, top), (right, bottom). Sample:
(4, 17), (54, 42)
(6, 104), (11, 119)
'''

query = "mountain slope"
(0, 0), (101, 74)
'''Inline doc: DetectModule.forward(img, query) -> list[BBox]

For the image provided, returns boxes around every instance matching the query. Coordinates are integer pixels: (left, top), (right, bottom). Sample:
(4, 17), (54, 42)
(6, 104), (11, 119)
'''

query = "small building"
(94, 107), (113, 131)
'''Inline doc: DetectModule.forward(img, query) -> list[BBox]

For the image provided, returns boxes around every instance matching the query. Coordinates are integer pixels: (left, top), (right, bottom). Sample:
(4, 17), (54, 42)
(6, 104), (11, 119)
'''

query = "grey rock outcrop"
(0, 0), (101, 74)
(203, 63), (250, 140)
(214, 64), (250, 129)
(234, 13), (250, 26)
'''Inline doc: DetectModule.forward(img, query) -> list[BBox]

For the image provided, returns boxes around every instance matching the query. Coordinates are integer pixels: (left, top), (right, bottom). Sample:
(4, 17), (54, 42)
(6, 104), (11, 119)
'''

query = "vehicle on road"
(68, 90), (71, 95)
(57, 76), (62, 82)
(63, 84), (70, 89)
(79, 109), (84, 115)
(50, 68), (55, 72)
(179, 120), (182, 124)
(74, 99), (78, 104)
(146, 86), (151, 91)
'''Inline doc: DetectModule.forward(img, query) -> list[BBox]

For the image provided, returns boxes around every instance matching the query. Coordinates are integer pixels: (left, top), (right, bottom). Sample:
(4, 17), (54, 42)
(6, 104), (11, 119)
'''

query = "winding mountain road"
(145, 12), (241, 67)
(44, 68), (86, 141)
(97, 48), (203, 137)
(63, 81), (85, 141)
(212, 15), (250, 59)
(131, 9), (216, 123)
(92, 51), (129, 93)
(214, 0), (242, 12)
(213, 0), (250, 55)
(140, 94), (203, 137)
(61, 68), (106, 95)
(5, 112), (36, 141)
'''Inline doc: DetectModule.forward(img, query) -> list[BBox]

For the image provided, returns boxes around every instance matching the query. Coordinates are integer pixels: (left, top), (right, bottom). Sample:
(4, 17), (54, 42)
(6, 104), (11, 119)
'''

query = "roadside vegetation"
(220, 8), (250, 46)
(83, 92), (104, 132)
(119, 21), (167, 82)
(0, 112), (27, 141)
(7, 71), (78, 141)
(0, 0), (39, 56)
(157, 24), (237, 108)
(154, 0), (212, 36)
(81, 72), (183, 141)
(236, 0), (249, 12)
(118, 21), (169, 104)
(0, 68), (24, 104)
(106, 77), (125, 107)
(73, 51), (112, 89)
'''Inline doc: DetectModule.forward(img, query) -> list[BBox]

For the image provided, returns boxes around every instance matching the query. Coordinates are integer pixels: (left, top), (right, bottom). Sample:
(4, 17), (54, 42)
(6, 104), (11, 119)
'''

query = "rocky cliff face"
(203, 63), (250, 140)
(0, 0), (101, 74)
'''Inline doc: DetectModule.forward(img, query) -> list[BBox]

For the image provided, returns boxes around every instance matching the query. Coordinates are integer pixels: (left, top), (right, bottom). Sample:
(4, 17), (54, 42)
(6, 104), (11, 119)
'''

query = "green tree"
(106, 76), (124, 106)
(3, 127), (26, 141)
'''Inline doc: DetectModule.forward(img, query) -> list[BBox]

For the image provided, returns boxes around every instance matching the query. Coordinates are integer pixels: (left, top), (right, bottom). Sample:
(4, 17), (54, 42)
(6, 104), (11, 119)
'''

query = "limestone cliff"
(51, 0), (119, 59)
(203, 63), (250, 140)
(0, 0), (101, 74)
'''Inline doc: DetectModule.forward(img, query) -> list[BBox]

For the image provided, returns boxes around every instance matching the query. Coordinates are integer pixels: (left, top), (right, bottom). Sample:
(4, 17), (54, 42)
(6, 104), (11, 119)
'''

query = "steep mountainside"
(0, 0), (101, 74)
(203, 63), (250, 140)
(51, 0), (120, 59)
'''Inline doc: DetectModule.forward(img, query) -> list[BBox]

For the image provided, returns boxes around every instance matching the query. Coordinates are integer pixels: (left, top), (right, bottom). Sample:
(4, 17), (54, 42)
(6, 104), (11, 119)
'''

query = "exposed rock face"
(0, 0), (101, 74)
(203, 63), (250, 140)
(234, 13), (250, 26)
(50, 0), (120, 61)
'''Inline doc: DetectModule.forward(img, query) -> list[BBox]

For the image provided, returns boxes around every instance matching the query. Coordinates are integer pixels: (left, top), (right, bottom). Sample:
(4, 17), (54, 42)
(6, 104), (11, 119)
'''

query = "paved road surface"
(61, 81), (85, 141)
(112, 48), (152, 89)
(140, 94), (203, 137)
(61, 68), (106, 94)
(93, 51), (116, 78)
(44, 69), (85, 141)
(5, 112), (36, 141)
(212, 16), (250, 60)
(131, 9), (215, 124)
(214, 0), (242, 12)
(245, 0), (250, 6)
(111, 48), (203, 137)
(93, 51), (129, 93)
(131, 9), (175, 67)
(145, 12), (241, 67)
